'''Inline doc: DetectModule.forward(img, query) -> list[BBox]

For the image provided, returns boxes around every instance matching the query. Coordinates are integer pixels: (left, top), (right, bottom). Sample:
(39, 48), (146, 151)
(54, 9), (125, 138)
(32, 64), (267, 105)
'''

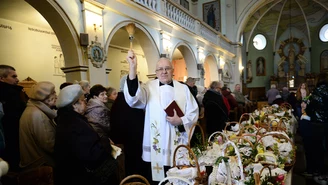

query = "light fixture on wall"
(162, 33), (172, 55)
(198, 48), (205, 62)
(93, 24), (102, 32)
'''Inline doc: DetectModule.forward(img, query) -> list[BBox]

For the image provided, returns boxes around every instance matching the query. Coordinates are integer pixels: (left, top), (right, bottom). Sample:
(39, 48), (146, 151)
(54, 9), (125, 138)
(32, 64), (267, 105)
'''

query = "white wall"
(0, 18), (66, 92)
(107, 46), (149, 90)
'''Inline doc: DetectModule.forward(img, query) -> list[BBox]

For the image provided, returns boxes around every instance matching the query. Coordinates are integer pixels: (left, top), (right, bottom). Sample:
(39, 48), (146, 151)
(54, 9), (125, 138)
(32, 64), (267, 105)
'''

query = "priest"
(123, 50), (199, 183)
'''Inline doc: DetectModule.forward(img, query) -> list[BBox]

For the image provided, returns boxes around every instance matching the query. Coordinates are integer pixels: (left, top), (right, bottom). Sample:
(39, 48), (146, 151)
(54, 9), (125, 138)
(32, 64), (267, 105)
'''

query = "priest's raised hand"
(126, 50), (137, 80)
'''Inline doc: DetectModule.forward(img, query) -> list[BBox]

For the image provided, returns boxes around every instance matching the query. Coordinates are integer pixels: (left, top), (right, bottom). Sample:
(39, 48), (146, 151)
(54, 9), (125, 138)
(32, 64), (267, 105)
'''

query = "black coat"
(54, 107), (117, 185)
(202, 90), (228, 135)
(0, 81), (27, 171)
(306, 83), (328, 123)
(109, 92), (146, 176)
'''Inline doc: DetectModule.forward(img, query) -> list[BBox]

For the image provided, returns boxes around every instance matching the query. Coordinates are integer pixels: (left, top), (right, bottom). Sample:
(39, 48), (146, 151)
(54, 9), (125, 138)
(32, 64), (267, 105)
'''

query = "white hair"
(271, 84), (276, 89)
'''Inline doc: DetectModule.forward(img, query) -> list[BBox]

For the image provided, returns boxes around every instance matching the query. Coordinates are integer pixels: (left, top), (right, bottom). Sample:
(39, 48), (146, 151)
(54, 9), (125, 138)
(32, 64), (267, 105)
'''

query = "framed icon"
(203, 1), (221, 32)
(256, 56), (266, 76)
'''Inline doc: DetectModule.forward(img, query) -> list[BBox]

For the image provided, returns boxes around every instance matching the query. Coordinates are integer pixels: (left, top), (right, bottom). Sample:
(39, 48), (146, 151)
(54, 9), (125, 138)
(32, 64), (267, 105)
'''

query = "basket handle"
(238, 113), (256, 126)
(255, 152), (278, 166)
(258, 132), (296, 167)
(220, 141), (245, 180)
(280, 102), (292, 110)
(188, 123), (205, 147)
(224, 121), (242, 136)
(207, 131), (228, 145)
(253, 165), (274, 185)
(240, 125), (258, 135)
(119, 174), (150, 185)
(230, 136), (254, 148)
(172, 144), (201, 178)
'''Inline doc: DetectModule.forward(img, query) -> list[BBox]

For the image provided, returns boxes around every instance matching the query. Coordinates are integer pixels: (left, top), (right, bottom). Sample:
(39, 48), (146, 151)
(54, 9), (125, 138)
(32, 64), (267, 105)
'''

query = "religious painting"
(203, 1), (221, 32)
(320, 50), (328, 72)
(180, 0), (189, 10)
(256, 56), (266, 76)
(222, 61), (232, 81)
(246, 60), (252, 83)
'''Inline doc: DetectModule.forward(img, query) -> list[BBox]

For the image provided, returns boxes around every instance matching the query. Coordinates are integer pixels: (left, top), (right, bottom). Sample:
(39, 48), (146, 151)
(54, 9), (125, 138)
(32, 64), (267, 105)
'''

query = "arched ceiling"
(0, 0), (50, 29)
(243, 0), (328, 51)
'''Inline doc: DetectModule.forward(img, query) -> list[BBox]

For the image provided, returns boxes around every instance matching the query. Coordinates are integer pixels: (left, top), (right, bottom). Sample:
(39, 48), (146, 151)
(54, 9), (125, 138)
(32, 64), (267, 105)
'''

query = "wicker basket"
(207, 131), (229, 146)
(119, 174), (150, 185)
(172, 145), (208, 185)
(254, 165), (285, 185)
(224, 122), (242, 137)
(208, 141), (245, 185)
(188, 123), (206, 147)
(238, 113), (256, 126)
(258, 132), (296, 171)
(280, 102), (292, 110)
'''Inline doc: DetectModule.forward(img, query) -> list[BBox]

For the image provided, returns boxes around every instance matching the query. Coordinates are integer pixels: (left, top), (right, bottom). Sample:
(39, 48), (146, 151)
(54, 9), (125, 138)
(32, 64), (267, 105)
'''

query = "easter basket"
(119, 174), (150, 185)
(208, 141), (245, 185)
(224, 122), (242, 138)
(253, 165), (287, 185)
(166, 144), (207, 185)
(239, 113), (256, 126)
(257, 132), (296, 171)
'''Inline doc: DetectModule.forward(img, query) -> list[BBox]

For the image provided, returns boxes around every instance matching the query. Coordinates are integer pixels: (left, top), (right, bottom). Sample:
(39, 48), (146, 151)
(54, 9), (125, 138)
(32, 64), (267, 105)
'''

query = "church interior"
(0, 0), (328, 184)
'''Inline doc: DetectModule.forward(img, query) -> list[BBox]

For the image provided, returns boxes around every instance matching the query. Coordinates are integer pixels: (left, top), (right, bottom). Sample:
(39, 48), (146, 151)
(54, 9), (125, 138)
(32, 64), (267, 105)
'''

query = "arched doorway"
(204, 55), (219, 88)
(105, 22), (159, 89)
(0, 0), (81, 91)
(171, 43), (197, 82)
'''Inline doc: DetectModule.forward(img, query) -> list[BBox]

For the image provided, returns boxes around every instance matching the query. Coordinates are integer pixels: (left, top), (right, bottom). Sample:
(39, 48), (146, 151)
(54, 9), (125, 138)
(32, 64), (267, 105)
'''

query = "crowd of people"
(0, 56), (327, 185)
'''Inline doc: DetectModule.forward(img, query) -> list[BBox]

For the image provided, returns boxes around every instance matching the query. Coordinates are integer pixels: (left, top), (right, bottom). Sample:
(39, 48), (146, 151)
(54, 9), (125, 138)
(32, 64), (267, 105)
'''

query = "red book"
(165, 100), (184, 117)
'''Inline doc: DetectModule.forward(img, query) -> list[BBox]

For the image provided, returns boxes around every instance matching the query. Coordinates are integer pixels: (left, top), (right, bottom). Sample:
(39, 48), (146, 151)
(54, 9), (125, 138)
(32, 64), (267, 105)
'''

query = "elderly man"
(0, 65), (27, 171)
(19, 81), (57, 171)
(124, 50), (199, 183)
(233, 84), (245, 105)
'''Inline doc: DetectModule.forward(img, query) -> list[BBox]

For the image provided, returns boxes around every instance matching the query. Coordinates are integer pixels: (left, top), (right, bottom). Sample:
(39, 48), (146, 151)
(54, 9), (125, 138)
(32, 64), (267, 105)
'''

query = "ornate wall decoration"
(277, 37), (307, 77)
(88, 40), (106, 68)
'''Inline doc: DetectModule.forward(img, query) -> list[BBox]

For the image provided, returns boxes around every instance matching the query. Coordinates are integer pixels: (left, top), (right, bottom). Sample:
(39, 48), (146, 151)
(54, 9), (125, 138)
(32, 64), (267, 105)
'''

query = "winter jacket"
(0, 81), (27, 171)
(222, 89), (238, 109)
(85, 98), (111, 138)
(54, 107), (117, 185)
(19, 100), (57, 170)
(306, 83), (328, 123)
(203, 89), (228, 135)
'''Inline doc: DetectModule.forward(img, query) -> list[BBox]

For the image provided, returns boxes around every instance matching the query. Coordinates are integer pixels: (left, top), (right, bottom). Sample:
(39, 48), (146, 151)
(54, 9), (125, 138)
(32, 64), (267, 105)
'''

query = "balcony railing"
(165, 0), (195, 32)
(131, 0), (232, 52)
(134, 0), (158, 11)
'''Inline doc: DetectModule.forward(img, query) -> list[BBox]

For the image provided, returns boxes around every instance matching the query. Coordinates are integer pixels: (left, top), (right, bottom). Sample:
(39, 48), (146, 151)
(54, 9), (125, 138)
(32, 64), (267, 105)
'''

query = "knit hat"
(28, 81), (55, 101)
(56, 84), (84, 108)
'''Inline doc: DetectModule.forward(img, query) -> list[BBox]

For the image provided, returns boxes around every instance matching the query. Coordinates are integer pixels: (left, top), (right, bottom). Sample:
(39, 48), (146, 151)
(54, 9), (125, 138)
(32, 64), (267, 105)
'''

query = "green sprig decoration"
(215, 156), (229, 165)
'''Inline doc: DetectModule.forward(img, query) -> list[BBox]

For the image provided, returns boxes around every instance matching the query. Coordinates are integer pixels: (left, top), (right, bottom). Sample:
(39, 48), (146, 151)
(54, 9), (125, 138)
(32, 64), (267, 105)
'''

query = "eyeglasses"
(155, 67), (172, 73)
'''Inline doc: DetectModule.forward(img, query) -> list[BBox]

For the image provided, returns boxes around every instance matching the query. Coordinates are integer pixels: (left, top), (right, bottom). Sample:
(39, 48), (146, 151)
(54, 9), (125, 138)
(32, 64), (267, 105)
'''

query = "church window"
(319, 24), (328, 42)
(253, 34), (266, 50)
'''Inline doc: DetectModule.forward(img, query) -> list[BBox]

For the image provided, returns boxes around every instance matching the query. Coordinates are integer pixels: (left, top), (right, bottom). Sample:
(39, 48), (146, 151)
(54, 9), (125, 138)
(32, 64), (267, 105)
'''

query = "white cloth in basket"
(166, 166), (206, 185)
